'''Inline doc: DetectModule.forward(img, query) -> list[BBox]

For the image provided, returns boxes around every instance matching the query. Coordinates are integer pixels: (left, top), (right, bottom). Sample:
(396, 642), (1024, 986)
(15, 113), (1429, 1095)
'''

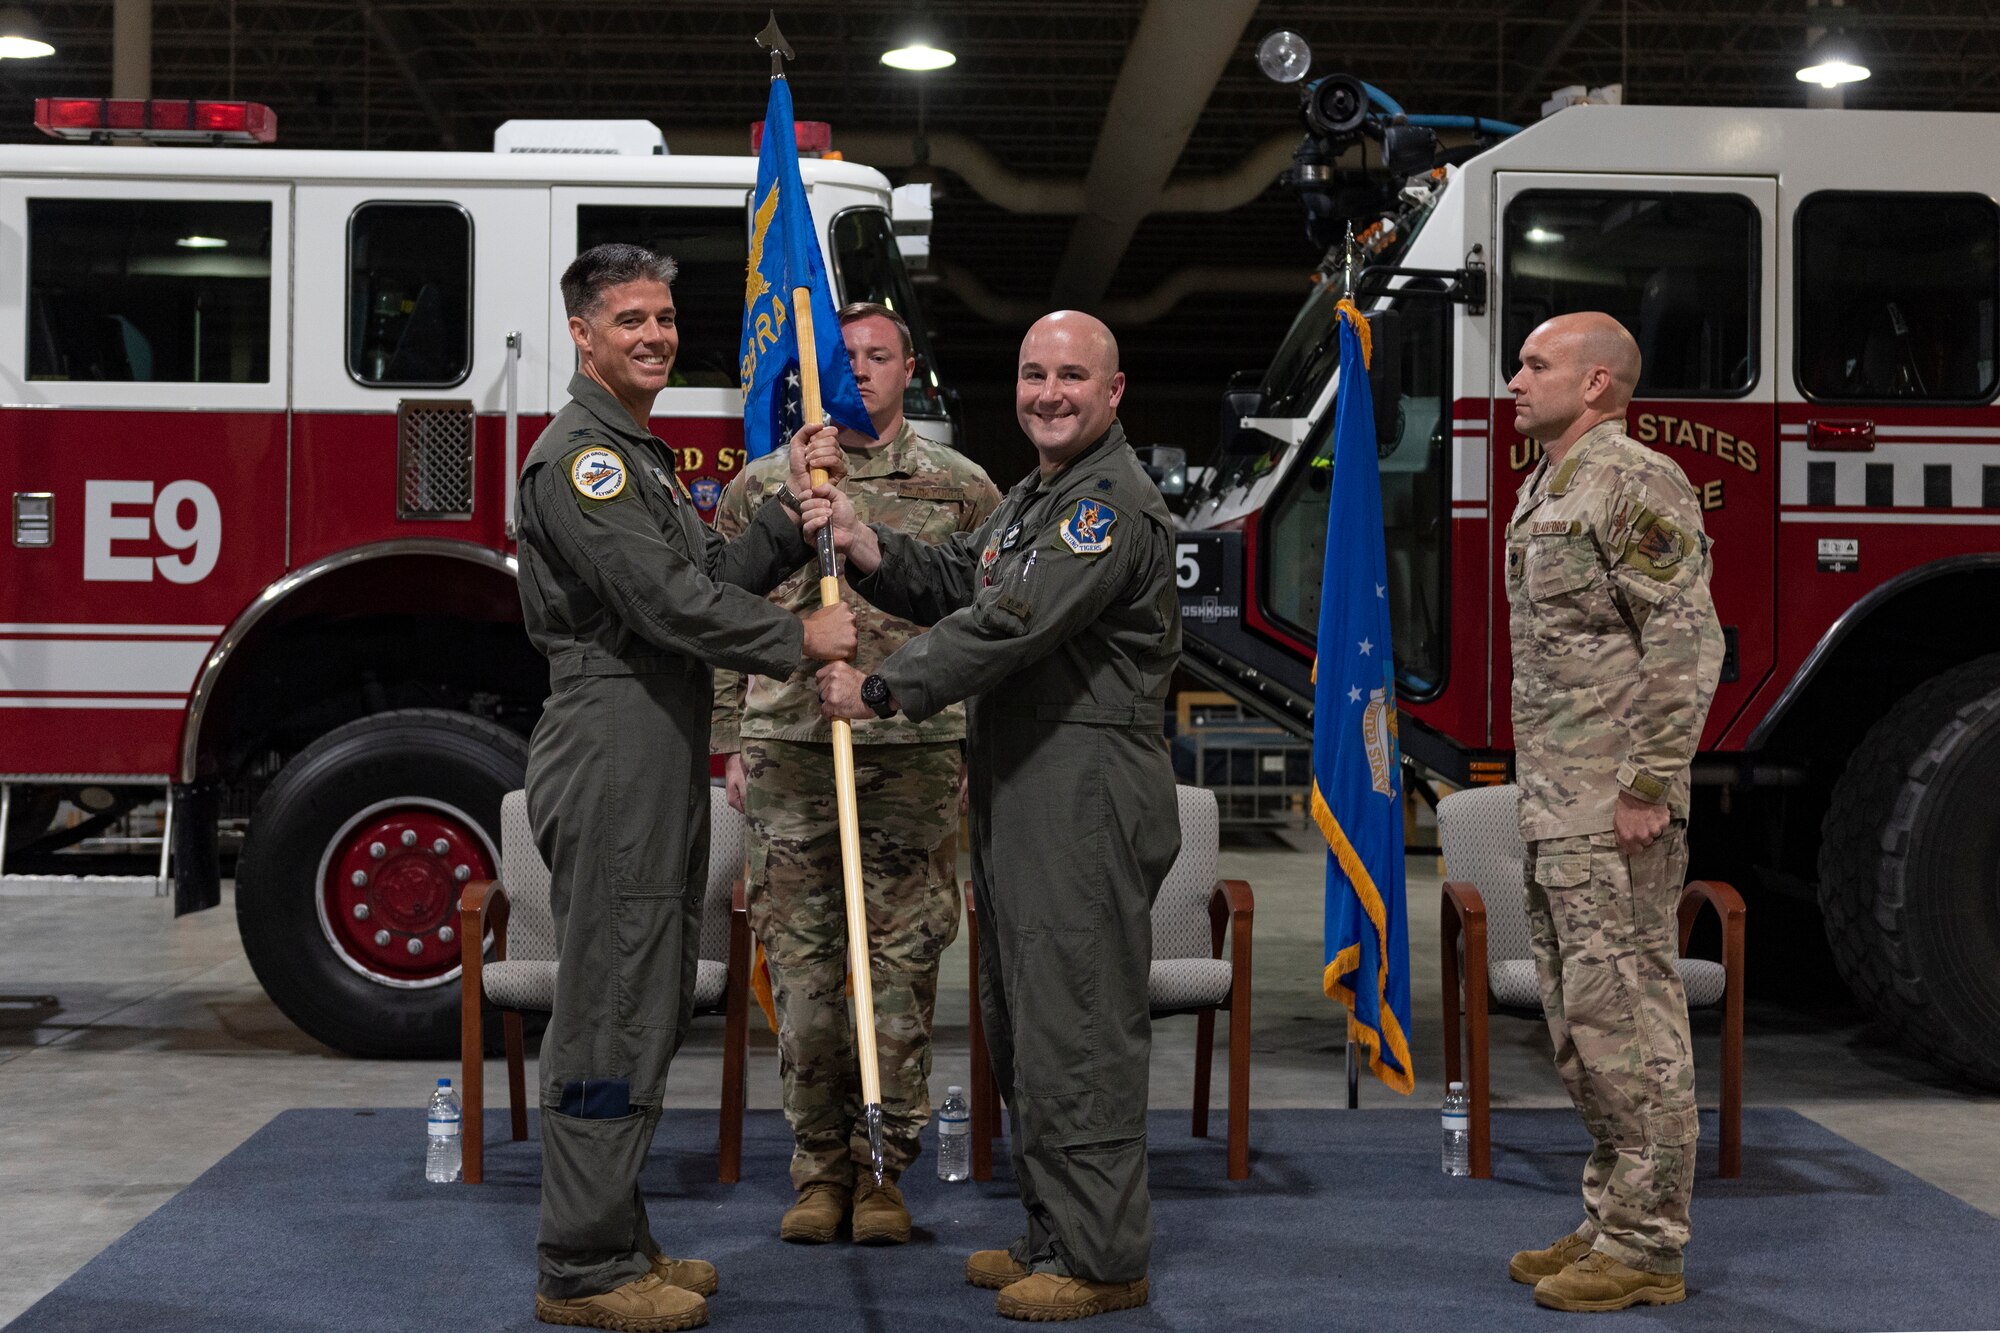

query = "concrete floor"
(3, 828), (1997, 1325)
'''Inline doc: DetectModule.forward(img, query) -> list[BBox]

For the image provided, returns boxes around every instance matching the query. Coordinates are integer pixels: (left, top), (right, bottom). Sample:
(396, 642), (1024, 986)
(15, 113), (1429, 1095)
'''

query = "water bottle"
(1441, 1081), (1470, 1177)
(936, 1085), (971, 1182)
(426, 1077), (462, 1183)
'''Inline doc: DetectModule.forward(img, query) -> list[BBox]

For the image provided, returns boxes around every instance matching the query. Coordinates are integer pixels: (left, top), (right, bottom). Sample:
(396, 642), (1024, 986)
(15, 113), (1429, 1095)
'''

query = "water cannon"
(1256, 30), (1518, 251)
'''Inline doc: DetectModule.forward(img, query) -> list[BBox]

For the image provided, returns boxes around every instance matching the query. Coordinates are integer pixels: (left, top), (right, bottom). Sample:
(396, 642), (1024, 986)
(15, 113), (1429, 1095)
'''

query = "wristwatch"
(859, 673), (897, 720)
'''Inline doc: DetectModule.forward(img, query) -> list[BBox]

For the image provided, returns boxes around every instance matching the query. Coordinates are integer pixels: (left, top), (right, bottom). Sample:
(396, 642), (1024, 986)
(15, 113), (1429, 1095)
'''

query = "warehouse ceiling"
(6, 0), (1999, 469)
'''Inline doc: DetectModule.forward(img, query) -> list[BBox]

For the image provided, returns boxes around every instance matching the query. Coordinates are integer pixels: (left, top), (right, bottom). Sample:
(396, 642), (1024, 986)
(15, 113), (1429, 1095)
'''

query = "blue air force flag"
(1312, 304), (1415, 1095)
(739, 77), (871, 460)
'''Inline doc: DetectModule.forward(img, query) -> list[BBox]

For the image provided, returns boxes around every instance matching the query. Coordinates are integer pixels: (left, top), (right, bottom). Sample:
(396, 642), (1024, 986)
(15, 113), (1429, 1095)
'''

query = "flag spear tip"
(755, 12), (794, 77)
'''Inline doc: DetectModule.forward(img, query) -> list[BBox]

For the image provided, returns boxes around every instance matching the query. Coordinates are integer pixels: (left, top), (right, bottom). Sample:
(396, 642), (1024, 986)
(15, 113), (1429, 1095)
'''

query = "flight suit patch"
(568, 446), (630, 507)
(1000, 523), (1023, 551)
(1059, 499), (1116, 555)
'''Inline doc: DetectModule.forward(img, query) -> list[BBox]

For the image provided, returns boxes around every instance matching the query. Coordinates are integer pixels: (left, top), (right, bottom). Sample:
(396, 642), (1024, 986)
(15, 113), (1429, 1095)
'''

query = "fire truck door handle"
(503, 331), (522, 539)
(1807, 419), (1875, 452)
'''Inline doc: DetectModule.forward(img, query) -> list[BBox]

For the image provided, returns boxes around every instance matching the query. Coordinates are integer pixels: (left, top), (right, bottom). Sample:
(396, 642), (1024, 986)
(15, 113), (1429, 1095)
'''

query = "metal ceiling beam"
(1046, 0), (1263, 311)
(355, 0), (458, 150)
(1507, 0), (1609, 120)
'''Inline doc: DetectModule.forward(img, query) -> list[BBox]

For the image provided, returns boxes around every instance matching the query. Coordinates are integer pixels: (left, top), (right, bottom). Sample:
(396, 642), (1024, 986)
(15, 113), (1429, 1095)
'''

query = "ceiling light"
(881, 41), (955, 72)
(176, 235), (228, 249)
(1256, 30), (1312, 85)
(0, 7), (54, 59)
(1796, 31), (1869, 89)
(1525, 227), (1563, 244)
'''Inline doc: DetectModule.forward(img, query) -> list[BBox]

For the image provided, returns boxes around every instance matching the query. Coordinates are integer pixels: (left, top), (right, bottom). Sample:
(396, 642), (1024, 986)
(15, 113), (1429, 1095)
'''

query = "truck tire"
(236, 709), (527, 1058)
(1819, 655), (2000, 1088)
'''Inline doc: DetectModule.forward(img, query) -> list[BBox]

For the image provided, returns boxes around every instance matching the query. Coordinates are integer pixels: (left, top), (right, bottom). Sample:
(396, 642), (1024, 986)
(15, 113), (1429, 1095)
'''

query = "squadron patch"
(1059, 499), (1116, 555)
(570, 447), (628, 503)
(1621, 515), (1689, 580)
(691, 477), (722, 510)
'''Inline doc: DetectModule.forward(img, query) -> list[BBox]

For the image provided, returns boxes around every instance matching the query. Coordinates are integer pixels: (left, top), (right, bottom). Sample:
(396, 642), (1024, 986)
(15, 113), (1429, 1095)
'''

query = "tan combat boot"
(779, 1182), (851, 1243)
(535, 1272), (708, 1331)
(851, 1179), (912, 1245)
(1507, 1229), (1593, 1284)
(647, 1255), (719, 1297)
(965, 1249), (1030, 1291)
(1535, 1252), (1687, 1312)
(996, 1273), (1150, 1322)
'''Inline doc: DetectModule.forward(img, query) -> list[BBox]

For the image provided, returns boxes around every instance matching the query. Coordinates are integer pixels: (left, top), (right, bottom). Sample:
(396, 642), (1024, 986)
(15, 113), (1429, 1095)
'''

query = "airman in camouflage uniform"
(1502, 313), (1725, 1313)
(712, 302), (1001, 1243)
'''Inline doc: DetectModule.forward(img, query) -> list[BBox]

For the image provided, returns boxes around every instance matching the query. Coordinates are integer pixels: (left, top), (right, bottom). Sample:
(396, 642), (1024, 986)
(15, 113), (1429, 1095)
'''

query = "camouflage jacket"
(1504, 418), (1725, 841)
(710, 420), (1001, 750)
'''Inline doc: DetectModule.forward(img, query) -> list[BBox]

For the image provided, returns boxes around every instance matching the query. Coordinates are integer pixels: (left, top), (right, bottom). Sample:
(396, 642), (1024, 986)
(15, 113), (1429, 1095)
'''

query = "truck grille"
(396, 400), (476, 520)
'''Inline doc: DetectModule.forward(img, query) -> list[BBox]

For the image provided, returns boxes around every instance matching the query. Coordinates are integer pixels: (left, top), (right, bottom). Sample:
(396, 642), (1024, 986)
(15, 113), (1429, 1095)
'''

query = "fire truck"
(1175, 76), (2000, 1087)
(0, 100), (950, 1057)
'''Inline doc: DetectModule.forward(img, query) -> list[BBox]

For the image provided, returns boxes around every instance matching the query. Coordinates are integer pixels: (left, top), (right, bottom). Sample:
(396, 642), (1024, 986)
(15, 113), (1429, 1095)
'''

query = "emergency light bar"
(33, 98), (277, 144)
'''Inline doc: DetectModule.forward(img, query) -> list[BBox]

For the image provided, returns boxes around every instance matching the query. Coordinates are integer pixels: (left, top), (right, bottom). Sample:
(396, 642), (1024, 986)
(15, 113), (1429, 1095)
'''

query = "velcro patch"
(894, 482), (966, 501)
(568, 446), (630, 506)
(1060, 498), (1116, 555)
(1531, 520), (1579, 536)
(1620, 514), (1688, 579)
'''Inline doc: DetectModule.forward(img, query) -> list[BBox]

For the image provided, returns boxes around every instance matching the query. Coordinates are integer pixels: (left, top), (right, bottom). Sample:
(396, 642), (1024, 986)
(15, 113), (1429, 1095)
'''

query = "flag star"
(1347, 685), (1362, 704)
(1357, 638), (1373, 656)
(786, 370), (801, 389)
(1375, 583), (1386, 598)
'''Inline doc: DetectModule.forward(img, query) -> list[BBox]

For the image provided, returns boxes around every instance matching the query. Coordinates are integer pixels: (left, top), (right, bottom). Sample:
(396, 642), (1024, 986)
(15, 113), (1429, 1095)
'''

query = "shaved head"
(1508, 311), (1644, 457)
(1018, 310), (1126, 470)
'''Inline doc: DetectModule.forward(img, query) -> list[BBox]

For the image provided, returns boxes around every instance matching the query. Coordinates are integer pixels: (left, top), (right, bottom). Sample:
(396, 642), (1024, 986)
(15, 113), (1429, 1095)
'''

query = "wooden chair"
(967, 785), (1255, 1180)
(457, 787), (752, 1183)
(1436, 783), (1744, 1179)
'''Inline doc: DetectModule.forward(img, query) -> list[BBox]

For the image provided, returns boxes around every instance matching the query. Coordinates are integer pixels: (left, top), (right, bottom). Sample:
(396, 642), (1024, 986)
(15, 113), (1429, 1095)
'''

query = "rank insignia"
(570, 447), (627, 501)
(1059, 499), (1116, 555)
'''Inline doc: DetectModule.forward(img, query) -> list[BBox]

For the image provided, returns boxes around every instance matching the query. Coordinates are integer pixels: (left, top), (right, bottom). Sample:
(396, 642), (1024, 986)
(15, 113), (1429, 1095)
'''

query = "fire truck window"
(1503, 191), (1758, 398)
(1796, 192), (1999, 404)
(1261, 294), (1451, 699)
(829, 207), (949, 423)
(348, 203), (471, 387)
(27, 198), (271, 383)
(576, 206), (744, 389)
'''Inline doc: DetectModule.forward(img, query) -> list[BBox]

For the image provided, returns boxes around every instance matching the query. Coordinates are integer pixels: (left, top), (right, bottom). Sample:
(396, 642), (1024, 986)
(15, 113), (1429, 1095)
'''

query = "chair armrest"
(459, 879), (511, 971)
(1207, 879), (1254, 959)
(1678, 879), (1745, 956)
(1441, 879), (1486, 930)
(732, 875), (747, 915)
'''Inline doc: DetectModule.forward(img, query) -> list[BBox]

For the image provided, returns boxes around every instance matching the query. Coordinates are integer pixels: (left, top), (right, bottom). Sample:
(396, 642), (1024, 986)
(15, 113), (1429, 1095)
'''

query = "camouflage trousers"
(1525, 822), (1698, 1275)
(741, 737), (962, 1189)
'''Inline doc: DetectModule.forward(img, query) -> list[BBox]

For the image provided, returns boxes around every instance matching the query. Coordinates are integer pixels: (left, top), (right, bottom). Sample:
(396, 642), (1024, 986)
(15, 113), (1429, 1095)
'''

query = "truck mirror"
(1220, 372), (1268, 455)
(1136, 445), (1188, 496)
(1365, 307), (1402, 450)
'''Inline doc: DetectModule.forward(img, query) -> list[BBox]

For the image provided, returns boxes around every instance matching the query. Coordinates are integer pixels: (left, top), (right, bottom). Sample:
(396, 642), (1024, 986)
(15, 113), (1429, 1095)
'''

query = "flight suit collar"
(565, 371), (658, 447)
(1546, 418), (1626, 496)
(1027, 421), (1126, 497)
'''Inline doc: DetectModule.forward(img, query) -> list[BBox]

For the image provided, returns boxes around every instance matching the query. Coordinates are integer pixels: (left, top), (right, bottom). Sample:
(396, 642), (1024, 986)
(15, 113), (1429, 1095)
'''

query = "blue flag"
(1313, 306), (1415, 1095)
(739, 77), (872, 460)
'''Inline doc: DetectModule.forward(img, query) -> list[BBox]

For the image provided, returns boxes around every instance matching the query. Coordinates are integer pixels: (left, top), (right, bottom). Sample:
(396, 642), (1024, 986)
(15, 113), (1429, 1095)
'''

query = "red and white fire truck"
(0, 101), (950, 1056)
(1177, 87), (2000, 1086)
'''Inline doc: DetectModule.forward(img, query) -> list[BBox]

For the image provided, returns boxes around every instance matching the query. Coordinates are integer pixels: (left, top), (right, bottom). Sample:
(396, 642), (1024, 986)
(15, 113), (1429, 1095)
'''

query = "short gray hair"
(561, 243), (679, 320)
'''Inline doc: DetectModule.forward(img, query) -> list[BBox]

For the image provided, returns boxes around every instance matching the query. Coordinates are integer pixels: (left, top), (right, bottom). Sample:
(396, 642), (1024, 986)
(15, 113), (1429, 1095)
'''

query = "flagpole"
(759, 12), (888, 1188)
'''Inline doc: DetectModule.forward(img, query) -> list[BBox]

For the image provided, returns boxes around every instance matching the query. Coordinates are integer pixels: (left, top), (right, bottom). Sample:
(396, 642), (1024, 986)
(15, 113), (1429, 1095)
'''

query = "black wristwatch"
(860, 673), (897, 720)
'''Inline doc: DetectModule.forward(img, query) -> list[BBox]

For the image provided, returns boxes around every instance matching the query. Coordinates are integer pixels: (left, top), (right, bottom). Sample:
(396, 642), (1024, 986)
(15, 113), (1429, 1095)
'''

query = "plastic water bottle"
(426, 1078), (462, 1183)
(937, 1085), (971, 1182)
(1441, 1081), (1470, 1177)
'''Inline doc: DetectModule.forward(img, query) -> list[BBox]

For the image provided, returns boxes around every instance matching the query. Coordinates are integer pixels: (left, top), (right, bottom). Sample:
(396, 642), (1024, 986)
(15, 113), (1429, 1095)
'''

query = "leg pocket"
(613, 889), (691, 1032)
(1010, 927), (1101, 1097)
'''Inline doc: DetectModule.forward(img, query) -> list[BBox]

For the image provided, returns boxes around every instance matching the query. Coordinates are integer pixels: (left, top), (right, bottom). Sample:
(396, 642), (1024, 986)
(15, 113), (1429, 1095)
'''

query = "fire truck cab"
(1179, 100), (2000, 1087)
(0, 108), (949, 1056)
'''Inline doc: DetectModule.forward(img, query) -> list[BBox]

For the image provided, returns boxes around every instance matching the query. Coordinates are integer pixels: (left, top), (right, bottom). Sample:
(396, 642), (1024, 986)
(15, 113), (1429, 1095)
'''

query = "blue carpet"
(9, 1107), (2000, 1332)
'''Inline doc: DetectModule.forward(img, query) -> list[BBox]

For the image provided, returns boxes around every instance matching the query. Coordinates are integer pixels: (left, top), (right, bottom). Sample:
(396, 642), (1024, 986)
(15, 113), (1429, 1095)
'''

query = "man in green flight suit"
(518, 242), (856, 1332)
(814, 310), (1181, 1323)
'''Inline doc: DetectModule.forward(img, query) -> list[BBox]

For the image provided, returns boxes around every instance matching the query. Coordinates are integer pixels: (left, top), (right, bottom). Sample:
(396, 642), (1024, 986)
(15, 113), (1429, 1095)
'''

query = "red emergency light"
(751, 119), (834, 156)
(33, 98), (278, 144)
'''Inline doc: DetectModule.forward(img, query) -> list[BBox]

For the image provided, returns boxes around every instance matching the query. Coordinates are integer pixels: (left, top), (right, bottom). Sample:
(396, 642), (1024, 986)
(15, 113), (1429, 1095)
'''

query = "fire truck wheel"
(1819, 655), (2000, 1089)
(236, 708), (527, 1058)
